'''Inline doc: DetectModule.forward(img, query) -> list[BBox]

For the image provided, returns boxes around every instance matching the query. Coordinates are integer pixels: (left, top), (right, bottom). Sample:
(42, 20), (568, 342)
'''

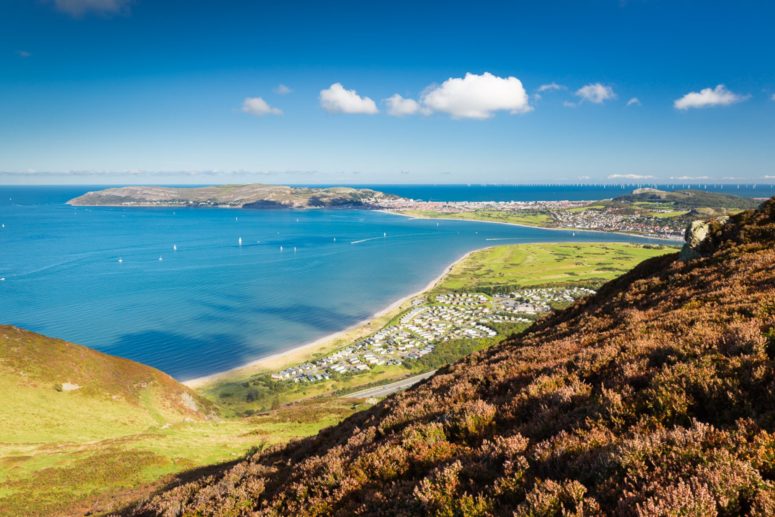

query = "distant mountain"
(67, 184), (400, 209)
(132, 198), (775, 515)
(613, 187), (760, 210)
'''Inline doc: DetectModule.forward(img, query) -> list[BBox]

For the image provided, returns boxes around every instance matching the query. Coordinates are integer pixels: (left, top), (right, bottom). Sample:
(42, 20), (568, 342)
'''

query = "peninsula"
(68, 184), (761, 240)
(67, 184), (400, 209)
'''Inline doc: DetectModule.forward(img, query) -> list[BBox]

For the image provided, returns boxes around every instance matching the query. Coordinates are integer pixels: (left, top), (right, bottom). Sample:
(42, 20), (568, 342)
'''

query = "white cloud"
(674, 84), (748, 110)
(764, 176), (775, 179)
(385, 94), (421, 116)
(320, 83), (379, 115)
(17, 50), (31, 58)
(562, 101), (577, 108)
(577, 175), (591, 180)
(274, 84), (292, 95)
(576, 83), (616, 104)
(53, 0), (130, 17)
(771, 94), (775, 102)
(608, 174), (655, 180)
(420, 72), (531, 119)
(626, 97), (641, 106)
(241, 97), (282, 117)
(669, 176), (710, 180)
(537, 82), (565, 93)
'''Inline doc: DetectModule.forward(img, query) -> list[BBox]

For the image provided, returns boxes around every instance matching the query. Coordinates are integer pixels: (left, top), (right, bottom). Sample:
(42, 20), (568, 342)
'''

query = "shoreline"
(181, 212), (681, 389)
(182, 219), (681, 389)
(182, 247), (484, 389)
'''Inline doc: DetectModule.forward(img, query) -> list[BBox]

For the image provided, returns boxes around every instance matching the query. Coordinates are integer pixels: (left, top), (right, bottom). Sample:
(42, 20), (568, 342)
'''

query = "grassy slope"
(0, 326), (213, 444)
(0, 327), (364, 515)
(134, 199), (775, 516)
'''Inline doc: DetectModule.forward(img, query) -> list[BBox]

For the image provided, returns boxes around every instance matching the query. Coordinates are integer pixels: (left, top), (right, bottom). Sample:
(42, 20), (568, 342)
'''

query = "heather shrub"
(446, 399), (497, 440)
(515, 479), (600, 516)
(717, 319), (767, 357)
(634, 478), (717, 516)
(355, 442), (410, 481)
(401, 422), (455, 464)
(749, 483), (775, 517)
(413, 461), (463, 514)
(413, 460), (493, 517)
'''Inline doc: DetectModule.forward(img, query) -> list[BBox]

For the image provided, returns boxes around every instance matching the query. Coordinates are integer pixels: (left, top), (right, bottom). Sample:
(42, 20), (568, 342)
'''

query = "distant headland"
(67, 184), (401, 209)
(67, 184), (760, 240)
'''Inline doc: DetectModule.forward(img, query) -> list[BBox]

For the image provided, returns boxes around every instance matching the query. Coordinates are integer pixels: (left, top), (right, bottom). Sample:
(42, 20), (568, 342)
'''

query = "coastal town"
(378, 197), (687, 239)
(271, 286), (595, 384)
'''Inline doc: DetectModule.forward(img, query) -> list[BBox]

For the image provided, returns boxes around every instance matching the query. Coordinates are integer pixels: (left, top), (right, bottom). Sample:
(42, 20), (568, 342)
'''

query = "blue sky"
(1, 0), (774, 184)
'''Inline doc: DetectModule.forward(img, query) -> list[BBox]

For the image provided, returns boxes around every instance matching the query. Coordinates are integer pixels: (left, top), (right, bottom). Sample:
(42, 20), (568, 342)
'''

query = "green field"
(438, 242), (676, 291)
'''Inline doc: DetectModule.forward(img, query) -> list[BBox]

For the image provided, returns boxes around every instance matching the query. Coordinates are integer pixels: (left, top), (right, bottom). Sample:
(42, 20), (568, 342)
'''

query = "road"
(344, 370), (437, 399)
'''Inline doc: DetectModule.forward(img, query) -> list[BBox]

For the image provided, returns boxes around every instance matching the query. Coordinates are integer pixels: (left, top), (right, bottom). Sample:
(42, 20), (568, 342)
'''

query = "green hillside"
(0, 326), (362, 515)
(0, 326), (214, 444)
(612, 187), (760, 210)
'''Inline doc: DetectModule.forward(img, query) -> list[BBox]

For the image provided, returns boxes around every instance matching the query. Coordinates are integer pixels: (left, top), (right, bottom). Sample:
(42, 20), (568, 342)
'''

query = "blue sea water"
(0, 184), (755, 380)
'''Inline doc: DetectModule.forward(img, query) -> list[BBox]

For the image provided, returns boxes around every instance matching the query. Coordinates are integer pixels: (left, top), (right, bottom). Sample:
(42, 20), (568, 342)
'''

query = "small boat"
(333, 237), (336, 242)
(383, 232), (387, 237)
(238, 237), (243, 246)
(158, 256), (164, 261)
(280, 245), (284, 252)
(293, 247), (297, 253)
(0, 277), (5, 282)
(118, 258), (123, 263)
(172, 244), (177, 251)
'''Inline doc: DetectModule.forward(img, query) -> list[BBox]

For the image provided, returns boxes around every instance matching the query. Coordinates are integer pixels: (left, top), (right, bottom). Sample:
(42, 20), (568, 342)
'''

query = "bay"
(0, 185), (694, 379)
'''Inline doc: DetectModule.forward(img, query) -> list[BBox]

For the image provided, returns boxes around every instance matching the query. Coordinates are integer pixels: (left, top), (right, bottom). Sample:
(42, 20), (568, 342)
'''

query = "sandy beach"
(183, 247), (484, 389)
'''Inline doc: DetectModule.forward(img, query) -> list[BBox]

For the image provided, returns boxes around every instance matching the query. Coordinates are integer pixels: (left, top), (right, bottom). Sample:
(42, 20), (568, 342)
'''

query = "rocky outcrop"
(680, 216), (729, 260)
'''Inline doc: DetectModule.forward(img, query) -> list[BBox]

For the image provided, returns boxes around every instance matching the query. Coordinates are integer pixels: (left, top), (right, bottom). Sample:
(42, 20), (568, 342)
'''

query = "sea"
(1, 184), (772, 380)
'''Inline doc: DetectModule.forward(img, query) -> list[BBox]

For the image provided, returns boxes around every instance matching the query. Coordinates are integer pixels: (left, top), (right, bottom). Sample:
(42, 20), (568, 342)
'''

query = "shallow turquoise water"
(0, 186), (670, 379)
